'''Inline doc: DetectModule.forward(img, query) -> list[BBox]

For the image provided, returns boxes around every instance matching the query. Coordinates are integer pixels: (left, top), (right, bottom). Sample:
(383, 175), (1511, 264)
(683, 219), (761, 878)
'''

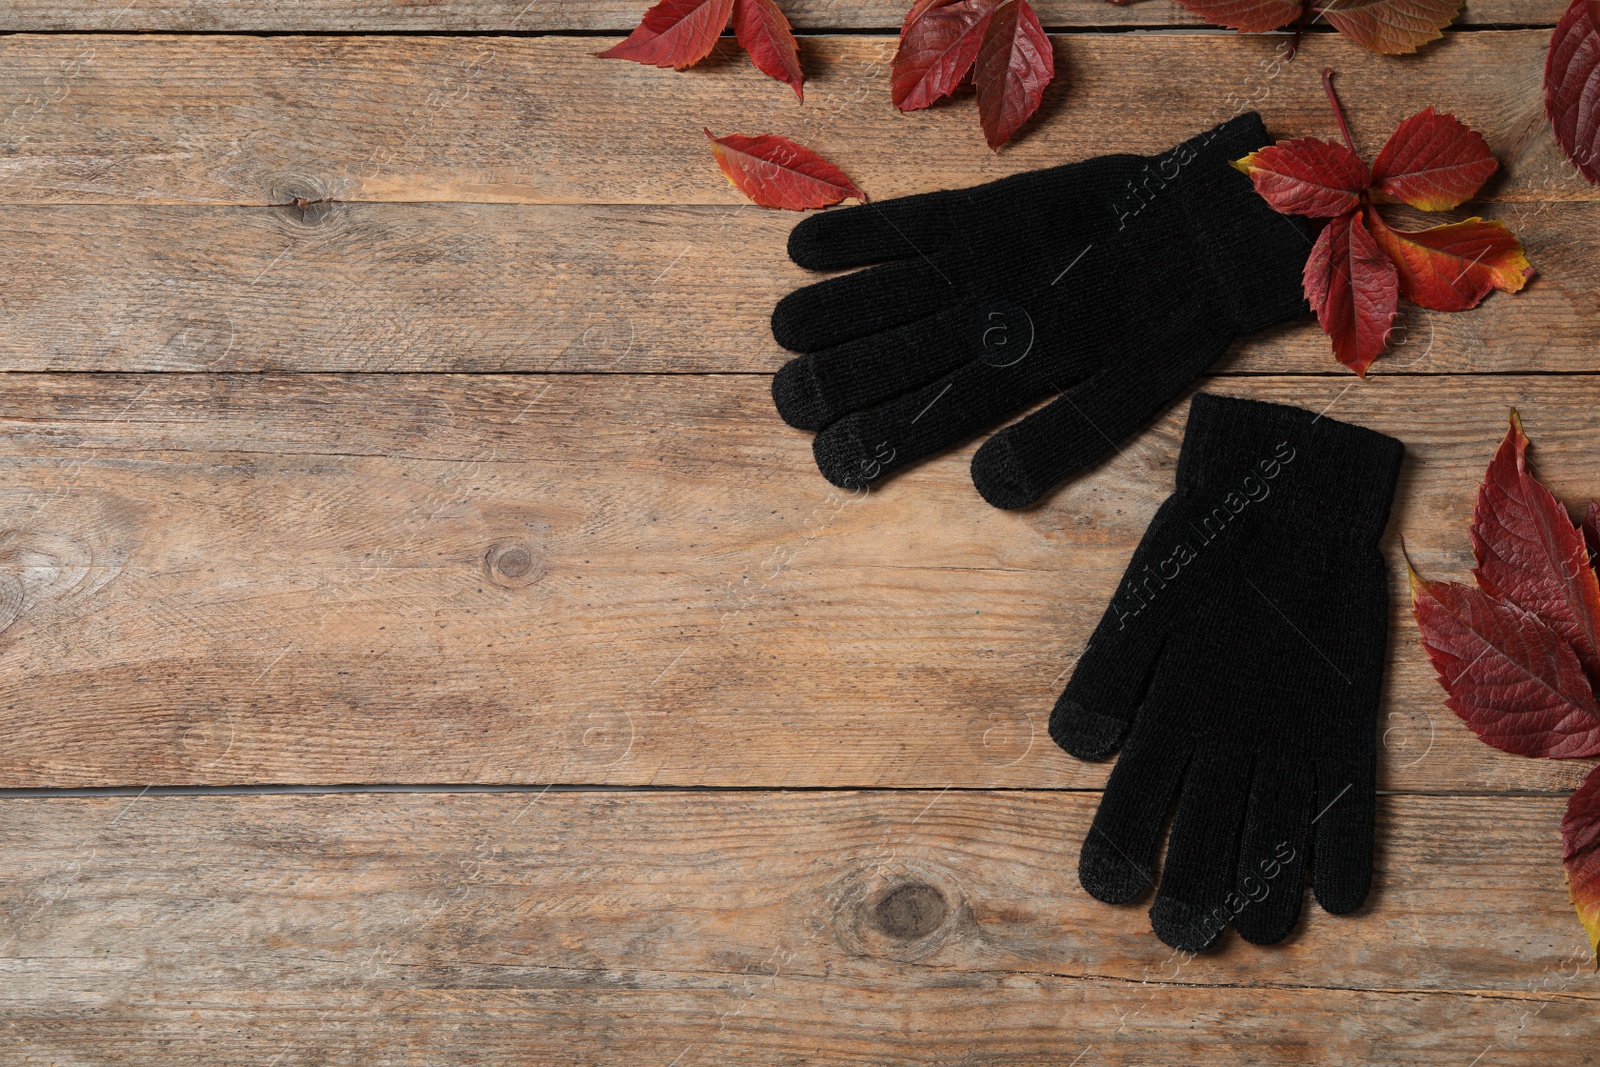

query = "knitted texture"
(1053, 392), (1404, 952)
(770, 113), (1314, 508)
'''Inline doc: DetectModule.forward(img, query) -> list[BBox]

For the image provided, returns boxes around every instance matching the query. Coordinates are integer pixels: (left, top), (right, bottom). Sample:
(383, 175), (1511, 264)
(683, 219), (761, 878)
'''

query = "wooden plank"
(0, 199), (1587, 374)
(13, 987), (1591, 1067)
(0, 372), (1595, 791)
(1, 792), (1593, 1065)
(0, 32), (1585, 206)
(0, 0), (1565, 32)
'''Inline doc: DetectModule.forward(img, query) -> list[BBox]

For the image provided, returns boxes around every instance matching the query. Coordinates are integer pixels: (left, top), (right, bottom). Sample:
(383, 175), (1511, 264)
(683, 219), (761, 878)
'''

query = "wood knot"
(870, 882), (948, 941)
(266, 173), (333, 205)
(288, 198), (339, 226)
(266, 174), (348, 227)
(0, 572), (23, 637)
(828, 861), (965, 962)
(0, 495), (139, 646)
(484, 539), (544, 589)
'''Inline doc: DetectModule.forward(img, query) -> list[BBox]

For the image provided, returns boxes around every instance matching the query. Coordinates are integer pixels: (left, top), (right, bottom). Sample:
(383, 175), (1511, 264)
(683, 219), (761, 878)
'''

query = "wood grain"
(0, 8), (1590, 1057)
(1, 791), (1593, 1065)
(0, 32), (1585, 206)
(0, 0), (1566, 31)
(0, 200), (1587, 374)
(0, 372), (1594, 791)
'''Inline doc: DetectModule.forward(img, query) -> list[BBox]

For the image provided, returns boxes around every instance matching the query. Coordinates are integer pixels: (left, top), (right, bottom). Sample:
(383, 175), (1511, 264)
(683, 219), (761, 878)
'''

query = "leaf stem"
(1321, 67), (1356, 153)
(1285, 3), (1314, 62)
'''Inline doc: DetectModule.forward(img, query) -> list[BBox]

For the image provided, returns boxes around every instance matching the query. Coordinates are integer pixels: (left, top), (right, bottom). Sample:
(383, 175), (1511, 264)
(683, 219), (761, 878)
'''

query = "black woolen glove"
(1054, 393), (1403, 952)
(770, 113), (1313, 509)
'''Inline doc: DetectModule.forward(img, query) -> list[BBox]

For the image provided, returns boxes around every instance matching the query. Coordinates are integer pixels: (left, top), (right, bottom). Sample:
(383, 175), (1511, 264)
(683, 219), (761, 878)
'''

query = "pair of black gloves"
(769, 113), (1406, 952)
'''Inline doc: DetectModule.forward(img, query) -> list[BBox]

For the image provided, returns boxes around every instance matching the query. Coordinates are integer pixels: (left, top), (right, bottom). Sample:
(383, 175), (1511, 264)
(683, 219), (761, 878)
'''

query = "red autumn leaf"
(892, 0), (997, 112)
(1319, 0), (1463, 55)
(1410, 568), (1600, 759)
(1546, 0), (1600, 185)
(732, 0), (804, 99)
(902, 0), (947, 28)
(1173, 0), (1301, 32)
(1174, 0), (1459, 51)
(1236, 71), (1531, 373)
(893, 0), (1058, 147)
(596, 0), (735, 69)
(1414, 413), (1600, 955)
(1231, 138), (1371, 217)
(1369, 107), (1499, 210)
(1364, 207), (1533, 312)
(1303, 210), (1399, 376)
(1467, 410), (1600, 686)
(974, 0), (1055, 151)
(704, 129), (867, 209)
(1562, 763), (1600, 960)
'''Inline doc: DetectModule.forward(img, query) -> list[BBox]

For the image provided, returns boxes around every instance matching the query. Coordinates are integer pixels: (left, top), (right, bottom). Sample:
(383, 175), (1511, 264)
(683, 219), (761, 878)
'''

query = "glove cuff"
(1159, 113), (1313, 337)
(1176, 392), (1404, 545)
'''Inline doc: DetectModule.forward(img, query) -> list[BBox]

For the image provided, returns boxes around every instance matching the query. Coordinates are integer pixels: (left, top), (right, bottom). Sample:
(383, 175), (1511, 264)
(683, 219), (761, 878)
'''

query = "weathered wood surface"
(1, 373), (1595, 791)
(0, 32), (1587, 206)
(2, 10), (1597, 1059)
(1, 792), (1593, 1065)
(0, 0), (1567, 31)
(0, 200), (1589, 374)
(13, 986), (1587, 1067)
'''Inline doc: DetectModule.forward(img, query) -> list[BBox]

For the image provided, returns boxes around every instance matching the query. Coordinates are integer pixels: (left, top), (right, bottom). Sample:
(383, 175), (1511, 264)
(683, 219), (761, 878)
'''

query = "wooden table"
(0, 2), (1595, 1063)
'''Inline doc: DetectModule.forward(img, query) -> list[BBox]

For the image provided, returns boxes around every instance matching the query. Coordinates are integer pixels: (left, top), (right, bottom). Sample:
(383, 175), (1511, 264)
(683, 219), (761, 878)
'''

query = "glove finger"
(1231, 756), (1313, 946)
(1051, 565), (1176, 762)
(970, 334), (1231, 510)
(807, 351), (1039, 490)
(1311, 754), (1376, 915)
(787, 191), (962, 271)
(1077, 717), (1188, 906)
(773, 303), (972, 431)
(1148, 750), (1253, 953)
(771, 256), (959, 354)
